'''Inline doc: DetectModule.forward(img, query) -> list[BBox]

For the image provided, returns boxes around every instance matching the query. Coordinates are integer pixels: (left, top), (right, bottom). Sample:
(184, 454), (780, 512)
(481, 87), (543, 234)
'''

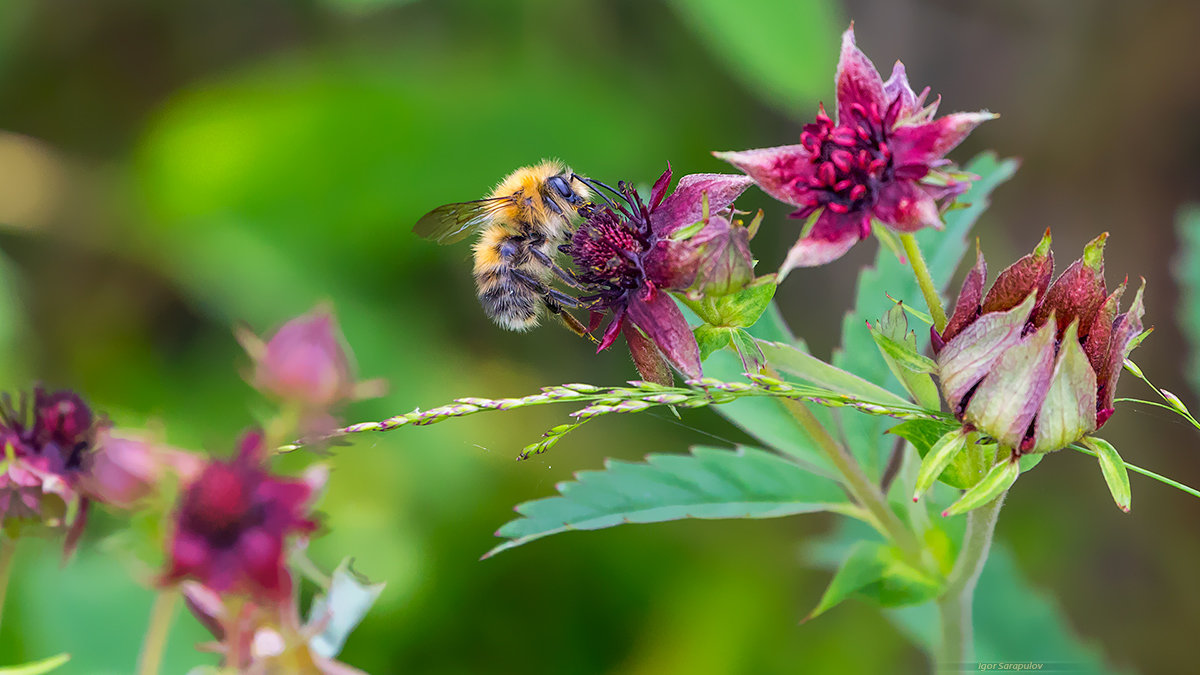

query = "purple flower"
(935, 232), (1145, 454)
(164, 431), (322, 604)
(563, 167), (753, 381)
(0, 388), (105, 549)
(715, 25), (995, 274)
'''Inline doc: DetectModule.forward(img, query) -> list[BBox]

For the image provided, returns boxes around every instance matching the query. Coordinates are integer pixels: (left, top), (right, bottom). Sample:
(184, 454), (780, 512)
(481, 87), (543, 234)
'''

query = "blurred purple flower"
(239, 306), (385, 436)
(564, 166), (752, 381)
(164, 431), (323, 604)
(78, 429), (203, 509)
(716, 24), (995, 274)
(935, 232), (1145, 454)
(0, 387), (105, 549)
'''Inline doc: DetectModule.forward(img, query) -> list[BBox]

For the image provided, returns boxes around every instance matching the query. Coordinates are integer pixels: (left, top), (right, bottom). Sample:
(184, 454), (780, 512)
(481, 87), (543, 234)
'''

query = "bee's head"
(547, 174), (587, 207)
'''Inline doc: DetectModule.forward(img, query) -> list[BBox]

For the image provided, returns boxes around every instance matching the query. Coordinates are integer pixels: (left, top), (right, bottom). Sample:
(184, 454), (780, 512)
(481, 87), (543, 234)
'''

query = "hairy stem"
(778, 396), (925, 565)
(138, 589), (179, 675)
(0, 537), (15, 633)
(901, 233), (948, 334)
(935, 490), (1006, 670)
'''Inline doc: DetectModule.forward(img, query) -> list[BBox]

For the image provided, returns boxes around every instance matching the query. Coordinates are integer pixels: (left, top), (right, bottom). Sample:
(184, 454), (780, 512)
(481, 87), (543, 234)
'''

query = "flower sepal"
(942, 452), (1020, 517)
(1081, 436), (1132, 512)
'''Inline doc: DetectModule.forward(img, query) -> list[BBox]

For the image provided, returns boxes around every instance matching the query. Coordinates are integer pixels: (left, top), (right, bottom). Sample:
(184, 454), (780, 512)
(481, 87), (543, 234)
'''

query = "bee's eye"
(547, 175), (574, 199)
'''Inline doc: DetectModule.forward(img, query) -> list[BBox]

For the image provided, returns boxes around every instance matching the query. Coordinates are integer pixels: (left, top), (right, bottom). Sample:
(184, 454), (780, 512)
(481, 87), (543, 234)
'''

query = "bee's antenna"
(573, 174), (619, 210)
(575, 176), (635, 219)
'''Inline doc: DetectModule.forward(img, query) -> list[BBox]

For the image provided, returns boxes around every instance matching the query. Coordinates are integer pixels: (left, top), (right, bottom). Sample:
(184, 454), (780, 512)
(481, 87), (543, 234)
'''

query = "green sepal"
(694, 325), (733, 361)
(943, 456), (1019, 517)
(913, 427), (970, 502)
(805, 541), (943, 622)
(887, 419), (980, 489)
(1082, 437), (1132, 512)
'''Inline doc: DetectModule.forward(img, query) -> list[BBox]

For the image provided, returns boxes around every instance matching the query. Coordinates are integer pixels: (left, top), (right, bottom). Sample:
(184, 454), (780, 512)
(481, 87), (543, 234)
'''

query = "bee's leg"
(528, 246), (587, 290)
(544, 297), (594, 341)
(511, 270), (597, 343)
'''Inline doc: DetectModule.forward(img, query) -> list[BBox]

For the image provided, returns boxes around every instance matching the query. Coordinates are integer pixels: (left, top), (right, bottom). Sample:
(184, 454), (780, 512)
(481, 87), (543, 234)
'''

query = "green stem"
(137, 589), (179, 675)
(778, 395), (925, 565)
(0, 537), (15, 633)
(900, 233), (948, 334)
(935, 490), (1006, 670)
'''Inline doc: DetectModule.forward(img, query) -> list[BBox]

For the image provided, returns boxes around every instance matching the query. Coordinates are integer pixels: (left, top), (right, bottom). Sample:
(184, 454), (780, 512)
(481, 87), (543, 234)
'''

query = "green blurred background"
(1, 0), (1199, 672)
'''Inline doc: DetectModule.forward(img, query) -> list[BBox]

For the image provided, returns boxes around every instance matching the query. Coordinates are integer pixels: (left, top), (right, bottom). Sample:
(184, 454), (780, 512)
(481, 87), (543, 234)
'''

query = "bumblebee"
(413, 160), (596, 336)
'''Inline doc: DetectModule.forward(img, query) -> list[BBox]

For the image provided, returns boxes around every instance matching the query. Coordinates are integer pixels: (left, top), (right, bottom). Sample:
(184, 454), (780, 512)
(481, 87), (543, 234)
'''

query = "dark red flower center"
(796, 102), (916, 229)
(565, 187), (655, 311)
(0, 388), (98, 476)
(182, 463), (260, 546)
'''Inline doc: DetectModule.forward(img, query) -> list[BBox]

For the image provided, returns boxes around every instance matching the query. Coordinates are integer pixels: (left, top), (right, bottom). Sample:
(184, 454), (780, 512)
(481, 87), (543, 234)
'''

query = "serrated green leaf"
(873, 303), (940, 409)
(806, 541), (942, 621)
(1082, 437), (1132, 512)
(873, 312), (936, 369)
(834, 154), (1019, 479)
(486, 446), (850, 558)
(0, 654), (70, 675)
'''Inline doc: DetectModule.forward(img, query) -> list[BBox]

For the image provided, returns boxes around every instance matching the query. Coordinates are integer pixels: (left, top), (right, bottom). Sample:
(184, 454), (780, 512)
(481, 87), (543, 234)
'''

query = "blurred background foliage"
(0, 0), (1198, 672)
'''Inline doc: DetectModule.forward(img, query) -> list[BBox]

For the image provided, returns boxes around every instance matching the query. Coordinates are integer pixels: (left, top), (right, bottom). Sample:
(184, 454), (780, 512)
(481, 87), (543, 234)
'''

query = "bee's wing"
(412, 197), (512, 245)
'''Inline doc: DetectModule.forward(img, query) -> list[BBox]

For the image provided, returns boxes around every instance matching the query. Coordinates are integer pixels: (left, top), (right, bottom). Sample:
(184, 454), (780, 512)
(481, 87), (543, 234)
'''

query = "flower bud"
(252, 308), (355, 409)
(78, 430), (202, 509)
(935, 232), (1145, 454)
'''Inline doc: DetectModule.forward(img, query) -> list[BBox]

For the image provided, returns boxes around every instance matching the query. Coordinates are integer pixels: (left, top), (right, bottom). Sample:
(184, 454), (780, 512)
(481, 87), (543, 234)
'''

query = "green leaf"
(308, 559), (387, 658)
(1082, 437), (1132, 513)
(664, 0), (840, 114)
(759, 341), (912, 407)
(833, 153), (1019, 479)
(486, 445), (850, 558)
(806, 541), (942, 622)
(0, 654), (70, 675)
(692, 304), (839, 471)
(867, 303), (940, 407)
(694, 325), (733, 361)
(942, 457), (1019, 517)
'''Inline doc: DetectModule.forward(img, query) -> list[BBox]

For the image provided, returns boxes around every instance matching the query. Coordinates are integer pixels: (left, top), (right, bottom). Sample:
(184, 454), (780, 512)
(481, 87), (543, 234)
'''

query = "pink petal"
(651, 173), (754, 236)
(779, 209), (866, 275)
(626, 293), (701, 379)
(649, 165), (672, 211)
(882, 61), (924, 121)
(873, 181), (942, 233)
(595, 310), (626, 353)
(713, 145), (815, 208)
(889, 112), (996, 166)
(238, 527), (288, 600)
(941, 244), (987, 344)
(835, 25), (886, 124)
